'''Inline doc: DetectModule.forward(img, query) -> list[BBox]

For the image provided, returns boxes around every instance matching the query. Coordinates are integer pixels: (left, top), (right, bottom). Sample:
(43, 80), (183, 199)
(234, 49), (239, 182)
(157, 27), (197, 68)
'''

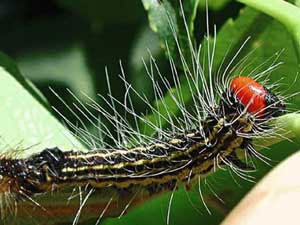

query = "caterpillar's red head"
(229, 76), (285, 119)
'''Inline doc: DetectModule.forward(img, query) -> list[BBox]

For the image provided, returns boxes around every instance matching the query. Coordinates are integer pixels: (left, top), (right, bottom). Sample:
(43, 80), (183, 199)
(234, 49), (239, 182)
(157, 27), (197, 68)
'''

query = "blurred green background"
(0, 0), (245, 136)
(0, 0), (300, 225)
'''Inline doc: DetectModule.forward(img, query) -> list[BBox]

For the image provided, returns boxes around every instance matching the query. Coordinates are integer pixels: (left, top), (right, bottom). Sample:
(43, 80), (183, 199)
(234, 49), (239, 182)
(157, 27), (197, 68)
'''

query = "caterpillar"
(0, 1), (297, 225)
(0, 76), (286, 224)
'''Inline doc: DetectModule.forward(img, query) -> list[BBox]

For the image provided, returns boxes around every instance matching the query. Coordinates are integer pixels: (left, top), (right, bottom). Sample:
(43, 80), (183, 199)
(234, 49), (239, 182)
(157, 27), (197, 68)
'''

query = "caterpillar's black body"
(1, 112), (253, 196)
(0, 75), (286, 225)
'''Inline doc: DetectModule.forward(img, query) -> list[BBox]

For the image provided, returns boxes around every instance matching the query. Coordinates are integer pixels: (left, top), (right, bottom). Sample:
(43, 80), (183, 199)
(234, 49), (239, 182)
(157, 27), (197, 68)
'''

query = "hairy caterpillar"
(0, 1), (298, 225)
(0, 74), (287, 225)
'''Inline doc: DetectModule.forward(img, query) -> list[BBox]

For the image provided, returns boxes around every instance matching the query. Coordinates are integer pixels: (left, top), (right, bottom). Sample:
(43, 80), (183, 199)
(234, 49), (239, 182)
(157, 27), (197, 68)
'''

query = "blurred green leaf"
(17, 45), (96, 100)
(0, 52), (85, 158)
(237, 0), (300, 66)
(199, 0), (232, 10)
(142, 0), (199, 67)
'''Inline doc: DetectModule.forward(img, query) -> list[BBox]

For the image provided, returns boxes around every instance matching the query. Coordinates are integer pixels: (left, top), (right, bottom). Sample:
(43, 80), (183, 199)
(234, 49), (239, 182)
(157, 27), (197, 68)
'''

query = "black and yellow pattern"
(0, 113), (254, 198)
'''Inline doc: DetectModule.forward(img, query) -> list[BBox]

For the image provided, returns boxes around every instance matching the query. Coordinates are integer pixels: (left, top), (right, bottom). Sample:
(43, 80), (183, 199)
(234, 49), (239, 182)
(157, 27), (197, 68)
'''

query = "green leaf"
(142, 0), (199, 68)
(17, 45), (97, 100)
(199, 0), (231, 10)
(0, 52), (85, 158)
(237, 0), (300, 68)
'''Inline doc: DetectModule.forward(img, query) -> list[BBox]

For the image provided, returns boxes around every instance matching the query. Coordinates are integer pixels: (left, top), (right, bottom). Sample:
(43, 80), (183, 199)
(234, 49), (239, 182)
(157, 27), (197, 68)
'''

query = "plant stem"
(256, 113), (300, 150)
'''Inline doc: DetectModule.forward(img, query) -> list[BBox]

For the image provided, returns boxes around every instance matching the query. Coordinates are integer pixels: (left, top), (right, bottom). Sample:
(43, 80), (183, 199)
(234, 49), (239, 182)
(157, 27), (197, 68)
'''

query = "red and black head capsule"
(229, 76), (285, 119)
